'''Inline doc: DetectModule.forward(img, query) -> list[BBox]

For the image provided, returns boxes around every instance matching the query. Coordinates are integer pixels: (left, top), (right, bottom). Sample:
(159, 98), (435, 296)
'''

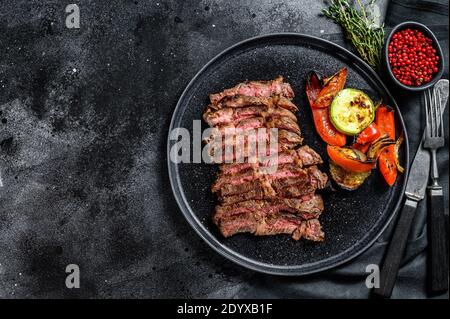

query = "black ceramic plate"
(167, 33), (409, 275)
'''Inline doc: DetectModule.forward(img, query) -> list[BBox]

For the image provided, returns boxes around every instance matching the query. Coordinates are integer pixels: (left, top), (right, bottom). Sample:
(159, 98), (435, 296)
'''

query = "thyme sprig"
(322, 0), (385, 69)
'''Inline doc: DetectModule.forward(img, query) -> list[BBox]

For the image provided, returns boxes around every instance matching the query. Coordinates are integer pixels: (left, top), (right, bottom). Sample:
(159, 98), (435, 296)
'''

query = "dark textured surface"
(171, 34), (408, 273)
(0, 0), (448, 298)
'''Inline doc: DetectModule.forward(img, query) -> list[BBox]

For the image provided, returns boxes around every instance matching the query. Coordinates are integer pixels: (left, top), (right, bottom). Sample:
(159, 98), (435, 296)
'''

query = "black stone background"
(0, 0), (448, 298)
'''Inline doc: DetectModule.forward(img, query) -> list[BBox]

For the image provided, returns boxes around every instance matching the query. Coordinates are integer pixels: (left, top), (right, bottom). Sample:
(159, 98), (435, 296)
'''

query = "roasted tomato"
(327, 145), (375, 173)
(315, 68), (347, 108)
(306, 72), (346, 146)
(376, 105), (397, 186)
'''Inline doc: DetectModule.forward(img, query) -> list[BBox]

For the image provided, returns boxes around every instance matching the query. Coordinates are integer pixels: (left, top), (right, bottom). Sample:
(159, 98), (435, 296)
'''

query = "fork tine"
(433, 87), (439, 137)
(432, 88), (438, 137)
(425, 88), (431, 138)
(434, 88), (444, 137)
(430, 88), (435, 137)
(433, 90), (442, 137)
(430, 88), (437, 137)
(429, 88), (434, 137)
(437, 88), (444, 138)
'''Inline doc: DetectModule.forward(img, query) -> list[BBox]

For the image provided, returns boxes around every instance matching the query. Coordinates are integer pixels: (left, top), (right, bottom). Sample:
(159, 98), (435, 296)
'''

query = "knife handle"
(373, 198), (417, 298)
(429, 186), (449, 293)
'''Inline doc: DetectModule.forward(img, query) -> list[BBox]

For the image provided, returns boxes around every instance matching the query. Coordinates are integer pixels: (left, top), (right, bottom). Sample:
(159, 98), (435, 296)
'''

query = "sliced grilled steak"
(292, 219), (324, 241)
(213, 194), (324, 224)
(219, 181), (321, 205)
(203, 104), (297, 127)
(205, 130), (303, 163)
(216, 166), (326, 196)
(258, 217), (324, 241)
(212, 164), (323, 192)
(204, 77), (327, 242)
(218, 145), (323, 175)
(204, 126), (302, 146)
(204, 115), (300, 135)
(210, 76), (294, 105)
(211, 95), (298, 113)
(218, 214), (324, 241)
(217, 166), (328, 205)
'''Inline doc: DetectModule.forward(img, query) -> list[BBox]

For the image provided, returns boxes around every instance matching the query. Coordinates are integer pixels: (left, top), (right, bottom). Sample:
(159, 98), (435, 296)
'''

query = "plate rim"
(167, 32), (410, 276)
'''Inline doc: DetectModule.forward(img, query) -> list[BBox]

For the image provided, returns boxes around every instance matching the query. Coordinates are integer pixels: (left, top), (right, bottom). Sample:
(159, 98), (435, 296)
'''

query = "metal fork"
(423, 87), (448, 293)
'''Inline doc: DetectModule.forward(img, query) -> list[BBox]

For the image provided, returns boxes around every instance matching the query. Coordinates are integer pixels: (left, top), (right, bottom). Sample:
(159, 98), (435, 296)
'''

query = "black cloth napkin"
(238, 0), (449, 299)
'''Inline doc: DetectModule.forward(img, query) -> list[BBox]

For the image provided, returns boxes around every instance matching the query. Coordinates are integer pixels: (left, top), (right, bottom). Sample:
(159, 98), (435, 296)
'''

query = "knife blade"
(374, 79), (449, 298)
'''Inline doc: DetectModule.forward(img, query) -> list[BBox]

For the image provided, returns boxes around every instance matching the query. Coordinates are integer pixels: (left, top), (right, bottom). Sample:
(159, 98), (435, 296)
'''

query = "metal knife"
(374, 79), (449, 298)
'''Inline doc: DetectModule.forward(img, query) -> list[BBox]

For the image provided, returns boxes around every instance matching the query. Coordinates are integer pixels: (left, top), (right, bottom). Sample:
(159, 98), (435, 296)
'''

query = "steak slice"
(205, 115), (300, 135)
(204, 126), (302, 146)
(211, 95), (298, 113)
(219, 181), (320, 205)
(258, 217), (324, 241)
(218, 214), (324, 241)
(292, 219), (324, 241)
(205, 130), (303, 163)
(203, 104), (297, 127)
(218, 145), (323, 175)
(212, 164), (323, 192)
(217, 166), (328, 205)
(213, 194), (324, 224)
(210, 76), (295, 105)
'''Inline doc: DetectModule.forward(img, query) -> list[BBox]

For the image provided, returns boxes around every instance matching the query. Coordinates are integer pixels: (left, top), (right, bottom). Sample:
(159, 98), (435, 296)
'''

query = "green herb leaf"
(322, 0), (385, 69)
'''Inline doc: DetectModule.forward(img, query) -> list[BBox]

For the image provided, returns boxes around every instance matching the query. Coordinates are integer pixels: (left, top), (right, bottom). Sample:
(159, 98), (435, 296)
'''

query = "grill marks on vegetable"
(203, 77), (328, 241)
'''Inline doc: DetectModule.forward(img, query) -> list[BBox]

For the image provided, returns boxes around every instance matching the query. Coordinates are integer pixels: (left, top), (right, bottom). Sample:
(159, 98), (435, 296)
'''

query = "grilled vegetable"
(312, 108), (347, 146)
(306, 71), (346, 146)
(352, 142), (370, 154)
(376, 105), (395, 139)
(376, 105), (397, 186)
(378, 153), (397, 186)
(356, 123), (381, 145)
(366, 134), (396, 161)
(329, 161), (371, 190)
(306, 71), (322, 109)
(327, 145), (375, 173)
(315, 68), (347, 108)
(330, 88), (375, 135)
(322, 0), (385, 70)
(395, 132), (405, 173)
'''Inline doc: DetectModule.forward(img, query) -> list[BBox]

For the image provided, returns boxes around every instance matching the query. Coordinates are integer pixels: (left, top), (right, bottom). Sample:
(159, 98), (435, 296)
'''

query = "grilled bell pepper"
(356, 123), (381, 145)
(327, 145), (375, 173)
(315, 68), (347, 108)
(306, 71), (346, 146)
(376, 105), (397, 186)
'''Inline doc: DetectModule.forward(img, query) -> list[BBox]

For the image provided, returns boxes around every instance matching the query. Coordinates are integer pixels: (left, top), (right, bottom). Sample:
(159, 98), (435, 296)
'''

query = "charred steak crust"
(203, 77), (328, 241)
